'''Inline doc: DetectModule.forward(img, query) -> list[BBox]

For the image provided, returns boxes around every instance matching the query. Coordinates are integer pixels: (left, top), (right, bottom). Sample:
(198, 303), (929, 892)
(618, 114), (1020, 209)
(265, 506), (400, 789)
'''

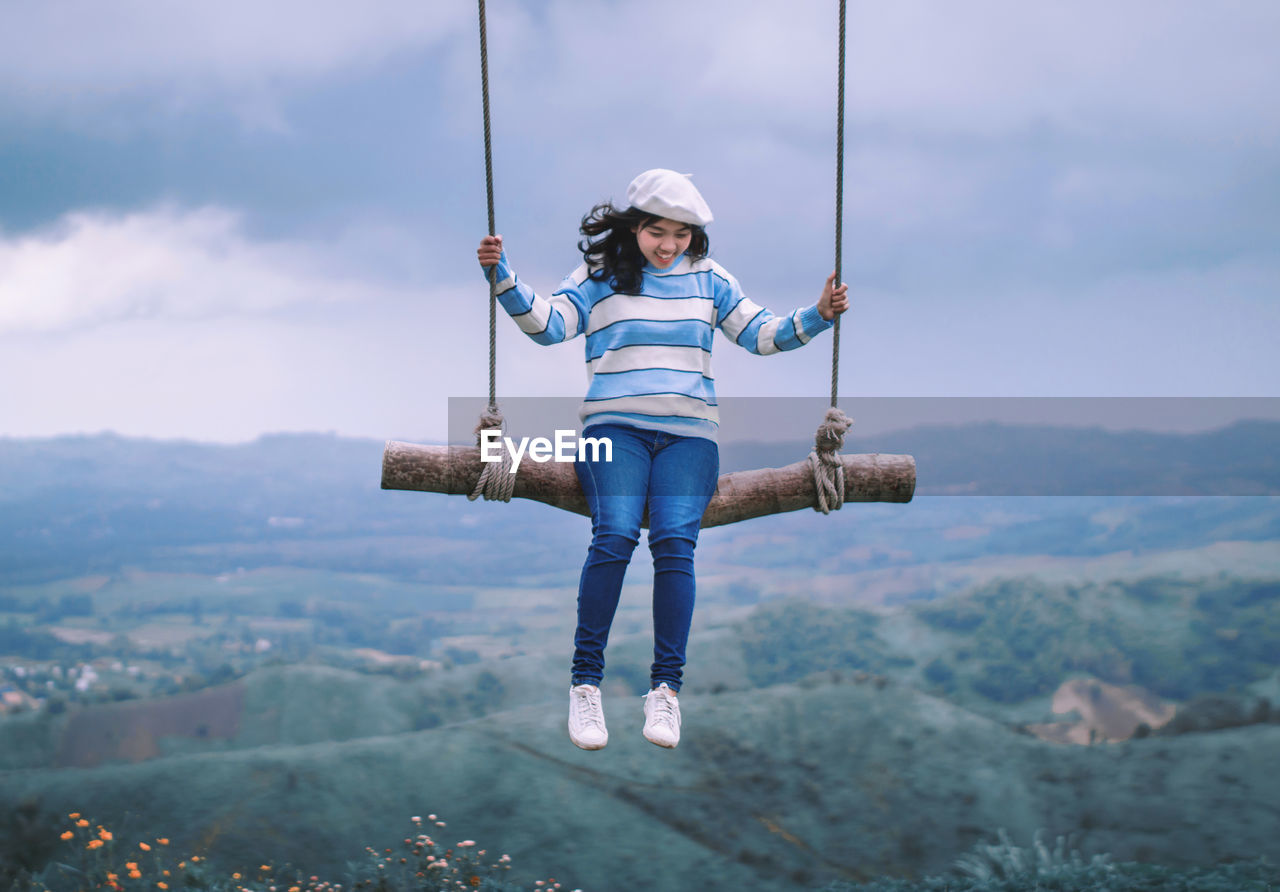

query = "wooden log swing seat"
(382, 0), (915, 523)
(381, 440), (915, 529)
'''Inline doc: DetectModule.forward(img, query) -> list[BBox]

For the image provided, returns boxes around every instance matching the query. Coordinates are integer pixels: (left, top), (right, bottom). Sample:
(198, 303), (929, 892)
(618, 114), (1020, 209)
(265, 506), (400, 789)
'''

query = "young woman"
(476, 169), (848, 750)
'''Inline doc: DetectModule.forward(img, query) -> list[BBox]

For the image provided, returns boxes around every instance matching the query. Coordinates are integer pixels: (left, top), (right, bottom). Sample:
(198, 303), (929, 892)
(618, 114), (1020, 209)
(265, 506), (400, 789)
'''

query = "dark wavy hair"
(577, 202), (709, 294)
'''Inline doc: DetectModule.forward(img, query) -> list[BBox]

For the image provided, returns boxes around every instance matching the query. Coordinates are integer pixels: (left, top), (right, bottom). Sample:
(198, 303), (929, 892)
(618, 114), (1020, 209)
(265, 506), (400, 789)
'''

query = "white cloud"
(0, 290), (560, 444)
(1, 217), (1275, 443)
(0, 316), (413, 443)
(2, 0), (1275, 151)
(0, 201), (583, 441)
(842, 256), (1280, 398)
(487, 0), (1279, 146)
(0, 206), (411, 334)
(837, 1), (1280, 136)
(0, 1), (467, 97)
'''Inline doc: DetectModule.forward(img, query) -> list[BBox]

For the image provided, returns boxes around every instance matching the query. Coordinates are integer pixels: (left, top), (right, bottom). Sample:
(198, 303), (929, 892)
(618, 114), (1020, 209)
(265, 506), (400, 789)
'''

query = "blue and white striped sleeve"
(480, 252), (589, 345)
(710, 262), (832, 355)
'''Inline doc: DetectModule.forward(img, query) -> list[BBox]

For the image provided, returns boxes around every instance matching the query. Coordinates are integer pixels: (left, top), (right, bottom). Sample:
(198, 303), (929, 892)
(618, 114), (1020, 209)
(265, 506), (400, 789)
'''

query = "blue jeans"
(571, 423), (719, 693)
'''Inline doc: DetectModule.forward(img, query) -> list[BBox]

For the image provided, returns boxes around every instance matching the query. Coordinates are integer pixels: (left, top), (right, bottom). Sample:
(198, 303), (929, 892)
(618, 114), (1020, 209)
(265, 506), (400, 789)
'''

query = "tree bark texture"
(382, 441), (915, 528)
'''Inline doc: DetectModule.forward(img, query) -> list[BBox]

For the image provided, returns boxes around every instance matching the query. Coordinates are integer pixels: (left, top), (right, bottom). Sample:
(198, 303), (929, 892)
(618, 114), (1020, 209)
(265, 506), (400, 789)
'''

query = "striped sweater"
(484, 251), (833, 441)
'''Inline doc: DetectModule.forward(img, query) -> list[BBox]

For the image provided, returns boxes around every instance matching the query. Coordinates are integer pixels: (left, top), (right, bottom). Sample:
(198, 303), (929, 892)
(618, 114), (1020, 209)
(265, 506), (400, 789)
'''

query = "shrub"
(738, 601), (888, 687)
(818, 828), (1280, 891)
(922, 658), (955, 689)
(20, 812), (579, 892)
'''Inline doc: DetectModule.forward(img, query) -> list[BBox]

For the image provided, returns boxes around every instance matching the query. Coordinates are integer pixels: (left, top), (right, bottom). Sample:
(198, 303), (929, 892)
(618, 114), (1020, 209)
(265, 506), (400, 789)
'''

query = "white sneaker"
(568, 684), (608, 750)
(642, 683), (681, 748)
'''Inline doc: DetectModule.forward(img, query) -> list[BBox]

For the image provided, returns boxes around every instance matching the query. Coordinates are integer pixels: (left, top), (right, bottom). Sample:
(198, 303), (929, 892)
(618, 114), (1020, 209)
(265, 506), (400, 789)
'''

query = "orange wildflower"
(87, 839), (104, 850)
(129, 870), (142, 880)
(158, 884), (169, 890)
(191, 856), (201, 863)
(233, 874), (242, 881)
(126, 863), (138, 871)
(61, 831), (74, 840)
(157, 838), (170, 846)
(98, 829), (113, 841)
(69, 813), (82, 820)
(140, 842), (152, 851)
(107, 874), (119, 883)
(77, 819), (90, 828)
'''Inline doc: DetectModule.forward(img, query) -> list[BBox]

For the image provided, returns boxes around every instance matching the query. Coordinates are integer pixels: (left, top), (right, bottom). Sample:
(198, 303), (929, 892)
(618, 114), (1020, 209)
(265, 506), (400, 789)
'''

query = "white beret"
(625, 168), (714, 227)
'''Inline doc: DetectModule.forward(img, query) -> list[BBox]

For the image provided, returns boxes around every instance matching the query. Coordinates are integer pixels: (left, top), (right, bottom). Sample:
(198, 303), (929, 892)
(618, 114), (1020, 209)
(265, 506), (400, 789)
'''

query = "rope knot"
(469, 405), (516, 502)
(474, 408), (505, 435)
(813, 407), (853, 457)
(807, 407), (853, 513)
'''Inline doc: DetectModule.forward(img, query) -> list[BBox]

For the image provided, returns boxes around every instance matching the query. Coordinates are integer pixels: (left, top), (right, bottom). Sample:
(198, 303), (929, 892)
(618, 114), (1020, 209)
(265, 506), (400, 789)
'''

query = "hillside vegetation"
(4, 431), (1280, 889)
(6, 574), (1278, 774)
(737, 574), (1280, 718)
(4, 675), (1279, 891)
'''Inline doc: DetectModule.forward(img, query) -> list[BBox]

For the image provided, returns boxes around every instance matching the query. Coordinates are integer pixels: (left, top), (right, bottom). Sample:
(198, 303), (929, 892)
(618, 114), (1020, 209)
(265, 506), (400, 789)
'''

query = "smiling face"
(632, 217), (693, 269)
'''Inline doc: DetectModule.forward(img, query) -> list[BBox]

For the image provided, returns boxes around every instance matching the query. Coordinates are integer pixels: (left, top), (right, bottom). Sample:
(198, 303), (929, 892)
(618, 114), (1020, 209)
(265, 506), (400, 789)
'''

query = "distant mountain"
(720, 418), (1280, 495)
(0, 432), (584, 584)
(2, 422), (1279, 585)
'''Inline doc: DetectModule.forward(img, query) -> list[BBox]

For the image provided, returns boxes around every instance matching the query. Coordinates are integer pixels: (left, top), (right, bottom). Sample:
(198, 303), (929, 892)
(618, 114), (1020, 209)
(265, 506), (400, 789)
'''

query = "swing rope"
(470, 0), (852, 511)
(807, 0), (854, 514)
(469, 0), (513, 502)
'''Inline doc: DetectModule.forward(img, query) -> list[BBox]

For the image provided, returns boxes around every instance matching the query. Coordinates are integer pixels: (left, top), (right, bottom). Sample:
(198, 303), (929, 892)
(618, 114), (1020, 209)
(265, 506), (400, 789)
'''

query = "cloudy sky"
(1, 0), (1277, 443)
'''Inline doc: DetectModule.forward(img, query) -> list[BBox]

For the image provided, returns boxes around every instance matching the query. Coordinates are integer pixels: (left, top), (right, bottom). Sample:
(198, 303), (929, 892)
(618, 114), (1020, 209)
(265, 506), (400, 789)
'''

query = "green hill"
(0, 625), (752, 771)
(5, 573), (1277, 774)
(4, 676), (1279, 891)
(5, 570), (1280, 889)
